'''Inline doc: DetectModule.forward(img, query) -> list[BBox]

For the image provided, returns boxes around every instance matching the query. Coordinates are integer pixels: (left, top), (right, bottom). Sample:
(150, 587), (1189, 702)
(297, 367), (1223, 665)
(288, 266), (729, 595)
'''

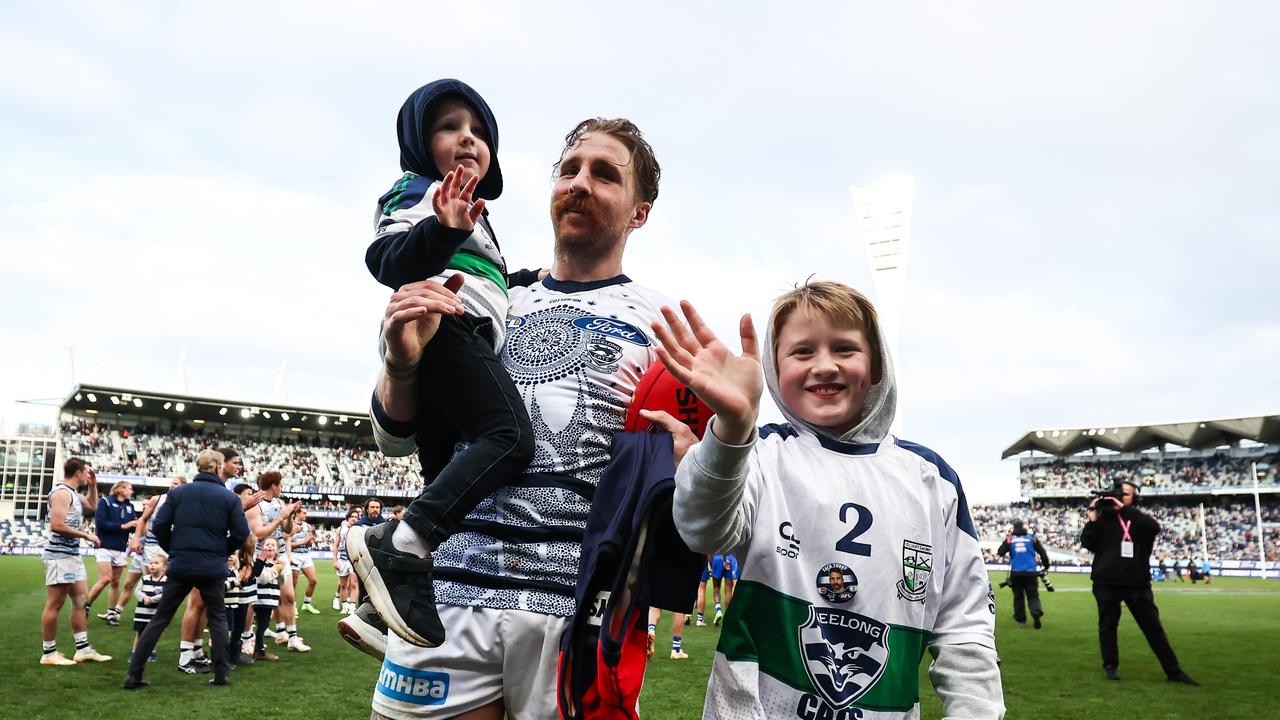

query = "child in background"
(251, 539), (284, 661)
(354, 78), (535, 649)
(654, 281), (1005, 719)
(129, 554), (166, 664)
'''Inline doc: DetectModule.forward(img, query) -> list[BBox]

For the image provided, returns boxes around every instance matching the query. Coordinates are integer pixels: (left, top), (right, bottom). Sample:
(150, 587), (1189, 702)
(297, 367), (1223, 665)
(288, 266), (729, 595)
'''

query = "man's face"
(1120, 484), (1137, 507)
(71, 466), (93, 488)
(223, 455), (243, 479)
(829, 571), (845, 592)
(551, 133), (650, 261)
(367, 501), (382, 517)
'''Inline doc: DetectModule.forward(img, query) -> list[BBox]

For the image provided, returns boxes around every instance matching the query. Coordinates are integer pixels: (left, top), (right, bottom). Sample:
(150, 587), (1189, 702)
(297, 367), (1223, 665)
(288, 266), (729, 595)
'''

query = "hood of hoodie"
(761, 308), (897, 446)
(397, 79), (503, 201)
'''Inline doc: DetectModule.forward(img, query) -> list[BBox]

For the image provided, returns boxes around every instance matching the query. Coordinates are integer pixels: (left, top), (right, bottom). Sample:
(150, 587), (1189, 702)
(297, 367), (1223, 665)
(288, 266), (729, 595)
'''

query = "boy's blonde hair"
(769, 280), (883, 383)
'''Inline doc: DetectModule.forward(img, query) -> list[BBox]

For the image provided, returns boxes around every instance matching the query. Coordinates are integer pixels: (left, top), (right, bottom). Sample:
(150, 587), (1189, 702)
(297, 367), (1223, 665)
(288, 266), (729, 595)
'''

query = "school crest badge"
(895, 539), (932, 604)
(797, 606), (890, 709)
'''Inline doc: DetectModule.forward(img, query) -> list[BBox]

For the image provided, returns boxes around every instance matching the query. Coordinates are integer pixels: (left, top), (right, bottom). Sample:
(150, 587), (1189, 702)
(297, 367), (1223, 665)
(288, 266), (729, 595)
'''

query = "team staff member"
(997, 520), (1050, 628)
(87, 481), (139, 626)
(1080, 482), (1198, 684)
(124, 449), (250, 689)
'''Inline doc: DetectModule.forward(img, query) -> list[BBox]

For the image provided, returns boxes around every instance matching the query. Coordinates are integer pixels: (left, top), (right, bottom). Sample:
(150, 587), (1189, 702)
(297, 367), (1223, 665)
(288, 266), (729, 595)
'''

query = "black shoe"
(123, 676), (150, 690)
(1104, 666), (1120, 681)
(209, 674), (229, 686)
(346, 519), (444, 648)
(1167, 671), (1199, 686)
(338, 602), (389, 661)
(1014, 618), (1026, 625)
(1033, 616), (1042, 629)
(235, 653), (256, 666)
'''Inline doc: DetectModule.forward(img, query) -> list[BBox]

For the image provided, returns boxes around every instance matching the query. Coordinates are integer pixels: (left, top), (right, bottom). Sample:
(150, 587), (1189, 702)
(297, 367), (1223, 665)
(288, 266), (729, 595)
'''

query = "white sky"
(2, 2), (1277, 502)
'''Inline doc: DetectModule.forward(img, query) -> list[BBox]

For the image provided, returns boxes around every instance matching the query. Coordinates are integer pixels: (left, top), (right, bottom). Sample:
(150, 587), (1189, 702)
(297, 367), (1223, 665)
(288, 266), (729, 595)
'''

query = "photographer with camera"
(997, 520), (1050, 628)
(1080, 481), (1198, 685)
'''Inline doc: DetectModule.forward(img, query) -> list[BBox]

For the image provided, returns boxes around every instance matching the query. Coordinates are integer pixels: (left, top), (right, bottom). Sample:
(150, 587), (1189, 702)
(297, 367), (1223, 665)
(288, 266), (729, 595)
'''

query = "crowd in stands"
(1019, 449), (1279, 495)
(972, 498), (1280, 562)
(61, 419), (422, 491)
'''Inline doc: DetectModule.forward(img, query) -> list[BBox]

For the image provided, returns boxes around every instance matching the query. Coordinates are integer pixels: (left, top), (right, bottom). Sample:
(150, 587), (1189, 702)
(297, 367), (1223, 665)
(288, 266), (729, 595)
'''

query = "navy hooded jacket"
(152, 472), (250, 579)
(396, 78), (503, 200)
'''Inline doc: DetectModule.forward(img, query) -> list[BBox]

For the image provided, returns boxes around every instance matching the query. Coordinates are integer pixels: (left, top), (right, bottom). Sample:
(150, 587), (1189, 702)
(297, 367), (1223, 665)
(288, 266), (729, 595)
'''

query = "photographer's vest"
(1009, 533), (1038, 573)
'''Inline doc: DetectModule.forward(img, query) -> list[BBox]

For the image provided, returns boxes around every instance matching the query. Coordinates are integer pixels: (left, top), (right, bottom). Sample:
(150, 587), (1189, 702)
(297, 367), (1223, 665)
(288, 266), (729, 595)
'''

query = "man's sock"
(304, 595), (313, 605)
(179, 641), (194, 665)
(672, 636), (683, 653)
(391, 521), (431, 558)
(647, 623), (657, 634)
(42, 640), (58, 656)
(74, 632), (90, 652)
(275, 622), (286, 634)
(287, 624), (298, 639)
(715, 602), (723, 613)
(696, 612), (704, 623)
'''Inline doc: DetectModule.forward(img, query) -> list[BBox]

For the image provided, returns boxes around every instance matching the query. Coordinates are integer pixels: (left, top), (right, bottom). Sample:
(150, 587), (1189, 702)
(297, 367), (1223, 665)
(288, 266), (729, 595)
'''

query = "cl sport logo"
(797, 606), (890, 709)
(776, 521), (801, 559)
(571, 317), (651, 346)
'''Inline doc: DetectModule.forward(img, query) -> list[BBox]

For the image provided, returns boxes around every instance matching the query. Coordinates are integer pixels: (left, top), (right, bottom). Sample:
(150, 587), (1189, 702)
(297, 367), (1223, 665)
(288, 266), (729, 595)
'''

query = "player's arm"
(83, 469), (99, 515)
(129, 495), (159, 553)
(995, 537), (1010, 557)
(247, 503), (286, 541)
(50, 488), (99, 547)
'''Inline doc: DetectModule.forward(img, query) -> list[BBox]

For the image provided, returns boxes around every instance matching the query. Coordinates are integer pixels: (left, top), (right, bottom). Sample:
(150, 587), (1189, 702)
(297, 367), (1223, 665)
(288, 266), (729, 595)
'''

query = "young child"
(355, 78), (535, 648)
(129, 554), (166, 664)
(654, 281), (1005, 719)
(250, 539), (284, 661)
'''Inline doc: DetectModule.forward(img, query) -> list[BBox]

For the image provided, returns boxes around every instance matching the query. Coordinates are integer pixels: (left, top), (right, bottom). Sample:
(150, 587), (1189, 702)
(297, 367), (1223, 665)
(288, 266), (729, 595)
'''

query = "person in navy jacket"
(87, 481), (139, 625)
(124, 450), (250, 689)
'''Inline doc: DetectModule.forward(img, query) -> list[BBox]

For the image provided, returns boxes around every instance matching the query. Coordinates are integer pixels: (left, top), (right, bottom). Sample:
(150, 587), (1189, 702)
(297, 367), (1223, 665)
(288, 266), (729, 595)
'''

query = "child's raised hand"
(432, 165), (486, 231)
(651, 300), (762, 445)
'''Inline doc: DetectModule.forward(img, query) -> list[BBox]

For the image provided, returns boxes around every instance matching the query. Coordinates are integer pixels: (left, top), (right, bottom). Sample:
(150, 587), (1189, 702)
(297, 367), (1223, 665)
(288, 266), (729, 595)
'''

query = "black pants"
(1009, 574), (1042, 622)
(1092, 583), (1182, 676)
(127, 575), (229, 680)
(226, 604), (248, 654)
(254, 605), (275, 653)
(403, 314), (534, 548)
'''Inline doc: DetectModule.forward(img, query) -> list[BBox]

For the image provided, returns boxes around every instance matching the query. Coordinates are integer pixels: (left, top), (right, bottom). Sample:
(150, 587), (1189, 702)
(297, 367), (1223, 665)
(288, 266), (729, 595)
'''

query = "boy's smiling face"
(775, 309), (874, 436)
(429, 97), (491, 182)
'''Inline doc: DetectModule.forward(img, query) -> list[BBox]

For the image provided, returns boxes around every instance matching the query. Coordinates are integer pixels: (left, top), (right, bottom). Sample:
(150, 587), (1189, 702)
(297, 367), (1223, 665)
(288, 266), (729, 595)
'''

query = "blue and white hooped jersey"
(44, 484), (83, 560)
(260, 497), (286, 541)
(142, 494), (168, 547)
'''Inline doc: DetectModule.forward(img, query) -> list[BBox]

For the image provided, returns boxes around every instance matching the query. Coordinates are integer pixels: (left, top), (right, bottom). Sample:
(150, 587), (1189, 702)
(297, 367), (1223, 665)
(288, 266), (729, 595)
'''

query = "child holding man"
(354, 79), (535, 649)
(654, 281), (1005, 719)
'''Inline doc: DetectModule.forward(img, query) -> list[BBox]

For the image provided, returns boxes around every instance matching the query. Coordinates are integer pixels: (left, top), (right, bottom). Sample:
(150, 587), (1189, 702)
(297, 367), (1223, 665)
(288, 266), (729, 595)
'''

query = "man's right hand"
(85, 533), (101, 548)
(241, 490), (266, 511)
(383, 275), (467, 369)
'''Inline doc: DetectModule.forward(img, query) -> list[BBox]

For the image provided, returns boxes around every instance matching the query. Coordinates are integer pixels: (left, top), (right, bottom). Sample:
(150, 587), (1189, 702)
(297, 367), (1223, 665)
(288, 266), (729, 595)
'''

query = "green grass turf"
(0, 558), (1274, 718)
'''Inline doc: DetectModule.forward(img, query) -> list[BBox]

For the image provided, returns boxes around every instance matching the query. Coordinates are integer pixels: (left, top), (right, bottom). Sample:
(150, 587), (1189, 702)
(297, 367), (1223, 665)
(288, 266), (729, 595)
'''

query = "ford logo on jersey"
(571, 316), (650, 346)
(797, 606), (889, 709)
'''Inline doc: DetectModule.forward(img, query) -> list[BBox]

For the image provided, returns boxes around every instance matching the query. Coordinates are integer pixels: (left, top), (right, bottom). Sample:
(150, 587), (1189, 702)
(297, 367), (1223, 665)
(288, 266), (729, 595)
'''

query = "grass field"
(1, 556), (1275, 719)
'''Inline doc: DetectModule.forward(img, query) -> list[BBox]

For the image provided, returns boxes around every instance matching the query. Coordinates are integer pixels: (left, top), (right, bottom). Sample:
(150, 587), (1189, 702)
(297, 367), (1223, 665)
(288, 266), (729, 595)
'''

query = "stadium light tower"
(851, 176), (914, 438)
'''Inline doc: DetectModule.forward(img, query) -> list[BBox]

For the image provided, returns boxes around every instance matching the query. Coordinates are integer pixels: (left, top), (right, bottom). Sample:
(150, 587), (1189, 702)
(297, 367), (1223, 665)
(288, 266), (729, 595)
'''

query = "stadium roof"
(61, 383), (372, 436)
(1002, 413), (1280, 459)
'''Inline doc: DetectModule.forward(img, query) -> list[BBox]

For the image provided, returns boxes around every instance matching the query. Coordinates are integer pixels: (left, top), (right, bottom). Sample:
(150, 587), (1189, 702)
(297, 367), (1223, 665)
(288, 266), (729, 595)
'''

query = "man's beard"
(551, 193), (627, 264)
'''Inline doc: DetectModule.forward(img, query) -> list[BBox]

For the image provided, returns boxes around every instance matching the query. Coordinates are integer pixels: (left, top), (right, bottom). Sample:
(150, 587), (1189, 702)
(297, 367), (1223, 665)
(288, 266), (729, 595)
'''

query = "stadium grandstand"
(973, 414), (1279, 577)
(0, 383), (423, 556)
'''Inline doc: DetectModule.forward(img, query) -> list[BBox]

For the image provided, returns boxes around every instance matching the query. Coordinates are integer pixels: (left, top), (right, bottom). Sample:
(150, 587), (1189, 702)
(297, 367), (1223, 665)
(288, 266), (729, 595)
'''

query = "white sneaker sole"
(337, 614), (387, 661)
(345, 524), (435, 648)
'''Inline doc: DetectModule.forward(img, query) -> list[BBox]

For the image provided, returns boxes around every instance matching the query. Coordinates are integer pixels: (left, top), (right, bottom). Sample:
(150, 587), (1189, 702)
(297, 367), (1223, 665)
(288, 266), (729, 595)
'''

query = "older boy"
(654, 282), (1005, 719)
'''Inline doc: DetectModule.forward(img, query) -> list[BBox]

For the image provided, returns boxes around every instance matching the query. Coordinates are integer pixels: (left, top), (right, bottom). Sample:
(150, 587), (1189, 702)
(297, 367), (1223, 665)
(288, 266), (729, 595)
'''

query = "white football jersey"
(677, 424), (997, 720)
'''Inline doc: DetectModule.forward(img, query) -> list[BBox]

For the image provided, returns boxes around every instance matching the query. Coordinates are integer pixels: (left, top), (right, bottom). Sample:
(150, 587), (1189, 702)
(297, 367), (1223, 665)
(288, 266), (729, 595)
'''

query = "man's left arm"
(1033, 538), (1051, 570)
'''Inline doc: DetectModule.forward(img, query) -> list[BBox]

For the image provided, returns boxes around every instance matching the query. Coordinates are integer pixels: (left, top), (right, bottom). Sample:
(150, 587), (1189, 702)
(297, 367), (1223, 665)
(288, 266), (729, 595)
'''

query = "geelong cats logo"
(797, 606), (890, 709)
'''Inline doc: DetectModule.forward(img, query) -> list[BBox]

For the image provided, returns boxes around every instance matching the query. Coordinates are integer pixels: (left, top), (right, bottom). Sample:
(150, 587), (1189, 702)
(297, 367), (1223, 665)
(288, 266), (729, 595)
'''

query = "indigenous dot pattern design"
(431, 280), (673, 616)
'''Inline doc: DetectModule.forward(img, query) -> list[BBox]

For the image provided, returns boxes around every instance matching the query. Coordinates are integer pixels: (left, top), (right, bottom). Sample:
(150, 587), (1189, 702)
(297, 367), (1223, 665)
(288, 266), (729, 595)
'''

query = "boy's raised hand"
(651, 300), (762, 446)
(432, 165), (486, 231)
